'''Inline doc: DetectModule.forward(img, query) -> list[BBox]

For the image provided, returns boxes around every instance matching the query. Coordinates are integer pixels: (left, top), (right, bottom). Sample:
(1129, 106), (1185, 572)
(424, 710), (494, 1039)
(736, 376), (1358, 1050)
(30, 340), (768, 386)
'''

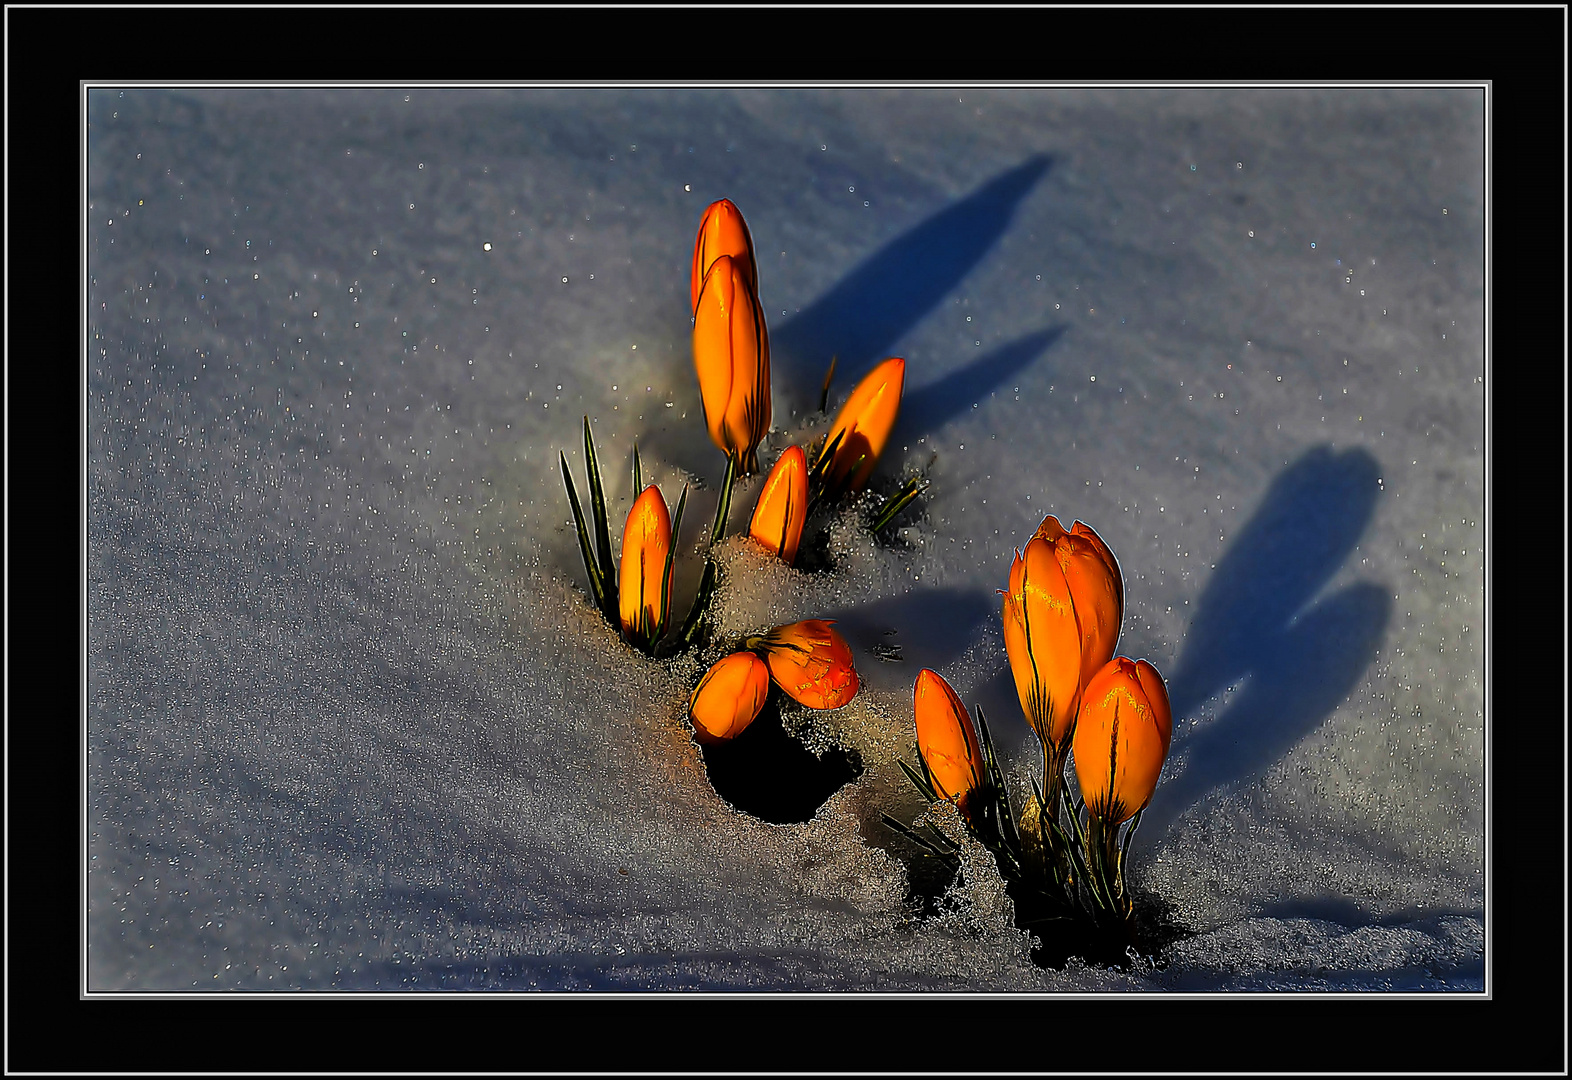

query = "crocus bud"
(816, 356), (904, 494)
(758, 620), (858, 710)
(913, 669), (983, 815)
(749, 445), (809, 564)
(693, 254), (771, 473)
(1032, 516), (1123, 695)
(691, 199), (757, 314)
(1001, 517), (1123, 752)
(1072, 657), (1173, 825)
(618, 485), (674, 643)
(689, 651), (771, 744)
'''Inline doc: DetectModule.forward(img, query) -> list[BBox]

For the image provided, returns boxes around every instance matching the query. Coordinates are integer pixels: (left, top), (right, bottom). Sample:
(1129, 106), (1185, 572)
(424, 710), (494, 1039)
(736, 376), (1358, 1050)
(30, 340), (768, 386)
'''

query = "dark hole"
(699, 691), (863, 825)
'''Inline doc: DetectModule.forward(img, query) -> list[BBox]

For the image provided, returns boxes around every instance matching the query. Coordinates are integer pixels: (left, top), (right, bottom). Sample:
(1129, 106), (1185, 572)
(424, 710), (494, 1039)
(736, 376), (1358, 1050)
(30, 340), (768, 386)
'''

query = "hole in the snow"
(699, 691), (863, 824)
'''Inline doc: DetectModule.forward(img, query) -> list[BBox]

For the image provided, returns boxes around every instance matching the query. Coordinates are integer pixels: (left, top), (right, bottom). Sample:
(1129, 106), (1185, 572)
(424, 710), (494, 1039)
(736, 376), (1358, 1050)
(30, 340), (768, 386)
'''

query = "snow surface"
(87, 87), (1484, 991)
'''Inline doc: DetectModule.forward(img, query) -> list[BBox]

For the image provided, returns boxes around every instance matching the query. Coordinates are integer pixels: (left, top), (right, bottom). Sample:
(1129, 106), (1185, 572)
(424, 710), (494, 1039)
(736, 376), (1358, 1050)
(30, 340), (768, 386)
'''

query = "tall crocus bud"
(691, 199), (757, 314)
(1072, 657), (1173, 825)
(1032, 516), (1123, 695)
(913, 669), (983, 816)
(756, 620), (858, 710)
(618, 485), (674, 644)
(693, 254), (771, 473)
(1001, 516), (1124, 755)
(816, 357), (904, 494)
(749, 445), (808, 564)
(689, 651), (771, 744)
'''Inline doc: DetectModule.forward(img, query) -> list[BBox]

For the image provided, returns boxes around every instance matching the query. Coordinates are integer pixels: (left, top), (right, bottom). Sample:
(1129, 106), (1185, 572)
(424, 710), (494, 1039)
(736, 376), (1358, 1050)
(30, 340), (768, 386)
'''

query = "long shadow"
(771, 154), (1053, 406)
(1142, 445), (1392, 837)
(899, 325), (1067, 439)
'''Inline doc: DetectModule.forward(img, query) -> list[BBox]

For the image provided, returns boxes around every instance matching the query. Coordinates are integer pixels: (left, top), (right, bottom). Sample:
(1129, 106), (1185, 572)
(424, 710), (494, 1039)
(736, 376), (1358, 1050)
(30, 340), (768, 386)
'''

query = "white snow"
(86, 87), (1484, 991)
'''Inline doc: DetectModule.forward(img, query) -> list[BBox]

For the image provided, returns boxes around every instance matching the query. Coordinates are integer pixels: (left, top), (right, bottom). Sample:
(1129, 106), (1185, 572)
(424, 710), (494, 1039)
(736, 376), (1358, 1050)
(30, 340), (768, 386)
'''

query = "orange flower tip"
(689, 651), (771, 744)
(748, 445), (808, 563)
(617, 485), (674, 639)
(1070, 655), (1172, 824)
(913, 668), (983, 807)
(820, 357), (906, 493)
(691, 199), (757, 313)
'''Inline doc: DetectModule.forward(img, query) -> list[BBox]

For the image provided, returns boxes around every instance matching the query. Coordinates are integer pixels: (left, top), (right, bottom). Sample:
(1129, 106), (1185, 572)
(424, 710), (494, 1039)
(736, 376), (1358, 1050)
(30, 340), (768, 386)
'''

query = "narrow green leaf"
(870, 476), (929, 533)
(583, 417), (616, 612)
(897, 757), (938, 803)
(632, 442), (642, 496)
(709, 453), (737, 545)
(561, 451), (605, 611)
(675, 558), (718, 652)
(818, 354), (838, 414)
(654, 485), (688, 644)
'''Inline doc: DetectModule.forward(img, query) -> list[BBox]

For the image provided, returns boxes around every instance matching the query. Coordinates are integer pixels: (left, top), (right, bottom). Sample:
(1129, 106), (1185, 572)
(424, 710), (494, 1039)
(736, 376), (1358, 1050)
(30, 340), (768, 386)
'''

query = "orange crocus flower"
(1001, 516), (1123, 753)
(690, 198), (757, 314)
(618, 485), (674, 644)
(689, 651), (771, 744)
(1072, 657), (1173, 824)
(913, 669), (983, 816)
(693, 253), (771, 474)
(757, 620), (859, 710)
(749, 445), (809, 564)
(816, 356), (904, 494)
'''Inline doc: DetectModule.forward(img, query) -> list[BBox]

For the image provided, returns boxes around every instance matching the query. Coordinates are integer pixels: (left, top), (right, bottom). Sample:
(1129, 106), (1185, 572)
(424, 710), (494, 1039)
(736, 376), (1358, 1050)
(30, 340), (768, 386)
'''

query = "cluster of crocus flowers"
(687, 620), (859, 744)
(692, 200), (770, 476)
(891, 514), (1173, 944)
(744, 356), (921, 567)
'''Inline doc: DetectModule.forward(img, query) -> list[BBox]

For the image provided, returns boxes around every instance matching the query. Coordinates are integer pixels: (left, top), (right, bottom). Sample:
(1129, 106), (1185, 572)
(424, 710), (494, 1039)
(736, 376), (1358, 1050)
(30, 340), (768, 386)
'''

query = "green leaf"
(709, 452), (737, 545)
(583, 416), (616, 616)
(560, 451), (605, 612)
(632, 442), (642, 496)
(870, 476), (929, 533)
(654, 484), (688, 645)
(818, 354), (838, 414)
(674, 559), (718, 654)
(897, 757), (938, 803)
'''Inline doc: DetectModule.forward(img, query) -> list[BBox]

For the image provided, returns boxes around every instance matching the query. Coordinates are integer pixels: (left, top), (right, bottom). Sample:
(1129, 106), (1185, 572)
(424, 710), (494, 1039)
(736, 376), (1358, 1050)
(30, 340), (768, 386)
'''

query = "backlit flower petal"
(689, 651), (771, 744)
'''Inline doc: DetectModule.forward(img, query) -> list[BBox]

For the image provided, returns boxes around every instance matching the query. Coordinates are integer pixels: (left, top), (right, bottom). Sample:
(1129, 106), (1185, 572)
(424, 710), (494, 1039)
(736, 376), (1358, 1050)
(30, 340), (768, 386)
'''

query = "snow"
(86, 87), (1484, 992)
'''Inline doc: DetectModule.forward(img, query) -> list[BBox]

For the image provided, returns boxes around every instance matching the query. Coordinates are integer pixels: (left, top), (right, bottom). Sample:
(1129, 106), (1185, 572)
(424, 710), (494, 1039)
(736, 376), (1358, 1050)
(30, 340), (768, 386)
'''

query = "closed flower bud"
(690, 199), (757, 314)
(758, 620), (858, 710)
(689, 651), (771, 744)
(1001, 516), (1123, 752)
(618, 485), (674, 642)
(693, 254), (771, 473)
(749, 445), (809, 564)
(1072, 657), (1173, 825)
(913, 669), (983, 815)
(817, 356), (904, 494)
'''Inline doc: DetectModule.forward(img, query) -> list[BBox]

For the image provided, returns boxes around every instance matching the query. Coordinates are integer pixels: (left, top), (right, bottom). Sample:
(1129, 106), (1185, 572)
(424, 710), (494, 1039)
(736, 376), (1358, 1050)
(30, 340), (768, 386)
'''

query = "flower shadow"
(771, 153), (1054, 411)
(1141, 444), (1392, 837)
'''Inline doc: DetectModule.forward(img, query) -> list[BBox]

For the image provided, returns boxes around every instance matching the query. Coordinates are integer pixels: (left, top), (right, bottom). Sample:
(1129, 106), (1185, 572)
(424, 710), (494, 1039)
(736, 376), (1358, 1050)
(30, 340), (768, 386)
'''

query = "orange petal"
(913, 669), (982, 811)
(618, 485), (673, 640)
(749, 445), (809, 564)
(761, 620), (859, 709)
(1056, 526), (1123, 694)
(1015, 534), (1083, 747)
(689, 651), (771, 743)
(692, 255), (770, 472)
(1072, 657), (1172, 824)
(691, 199), (757, 314)
(818, 357), (905, 493)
